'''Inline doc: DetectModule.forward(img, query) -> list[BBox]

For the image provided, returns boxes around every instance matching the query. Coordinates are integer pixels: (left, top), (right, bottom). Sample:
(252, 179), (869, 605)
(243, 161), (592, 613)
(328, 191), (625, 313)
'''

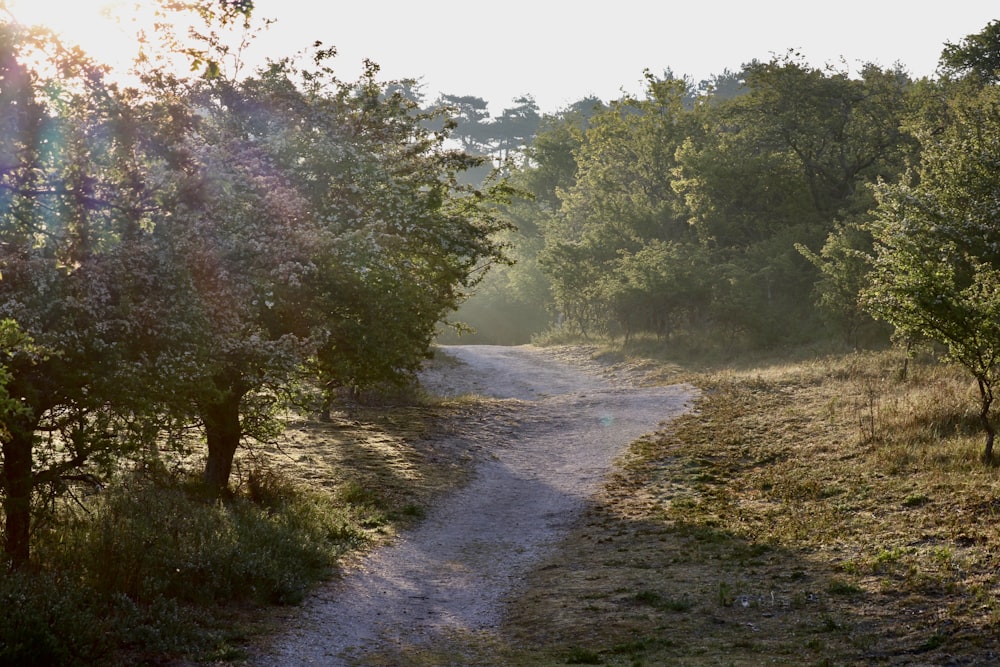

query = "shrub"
(23, 466), (367, 663)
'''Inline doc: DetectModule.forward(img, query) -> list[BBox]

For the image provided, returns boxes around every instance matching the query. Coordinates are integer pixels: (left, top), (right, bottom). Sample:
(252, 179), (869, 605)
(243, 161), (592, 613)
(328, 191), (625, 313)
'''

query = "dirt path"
(254, 344), (694, 666)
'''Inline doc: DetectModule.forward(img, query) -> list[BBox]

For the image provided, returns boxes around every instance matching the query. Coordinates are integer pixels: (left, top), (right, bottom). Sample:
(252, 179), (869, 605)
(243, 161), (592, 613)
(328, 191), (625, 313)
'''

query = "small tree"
(153, 52), (512, 494)
(862, 84), (1000, 461)
(0, 25), (171, 566)
(797, 220), (882, 348)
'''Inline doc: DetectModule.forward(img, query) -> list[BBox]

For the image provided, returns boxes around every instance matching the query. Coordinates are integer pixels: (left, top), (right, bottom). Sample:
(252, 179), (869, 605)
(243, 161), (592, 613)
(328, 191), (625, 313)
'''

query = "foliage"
(0, 464), (366, 665)
(539, 73), (695, 340)
(0, 21), (177, 566)
(48, 472), (358, 606)
(939, 19), (1000, 84)
(0, 8), (512, 563)
(863, 83), (1000, 460)
(522, 57), (914, 348)
(432, 93), (541, 172)
(796, 219), (885, 347)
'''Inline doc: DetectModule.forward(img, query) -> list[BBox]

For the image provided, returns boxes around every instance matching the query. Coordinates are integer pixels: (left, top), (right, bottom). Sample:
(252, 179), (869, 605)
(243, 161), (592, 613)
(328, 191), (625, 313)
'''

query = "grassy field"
(365, 345), (1000, 666)
(14, 345), (1000, 665)
(488, 347), (1000, 666)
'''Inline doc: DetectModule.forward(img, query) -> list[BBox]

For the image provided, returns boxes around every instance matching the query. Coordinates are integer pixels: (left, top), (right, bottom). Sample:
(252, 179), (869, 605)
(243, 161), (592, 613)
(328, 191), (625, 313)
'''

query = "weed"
(903, 493), (930, 507)
(565, 647), (603, 664)
(827, 579), (864, 597)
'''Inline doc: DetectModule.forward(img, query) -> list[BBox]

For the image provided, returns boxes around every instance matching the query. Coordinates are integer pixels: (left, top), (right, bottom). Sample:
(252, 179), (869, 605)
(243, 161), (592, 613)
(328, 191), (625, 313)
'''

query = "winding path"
(254, 345), (694, 665)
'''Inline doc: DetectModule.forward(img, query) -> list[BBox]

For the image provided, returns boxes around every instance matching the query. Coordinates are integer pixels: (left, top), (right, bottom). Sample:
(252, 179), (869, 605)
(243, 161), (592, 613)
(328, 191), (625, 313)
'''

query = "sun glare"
(3, 0), (148, 71)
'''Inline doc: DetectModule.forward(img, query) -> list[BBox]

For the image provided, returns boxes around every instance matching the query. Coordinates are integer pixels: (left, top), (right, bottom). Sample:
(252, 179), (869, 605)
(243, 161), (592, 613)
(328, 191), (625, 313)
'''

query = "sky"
(4, 1), (998, 115)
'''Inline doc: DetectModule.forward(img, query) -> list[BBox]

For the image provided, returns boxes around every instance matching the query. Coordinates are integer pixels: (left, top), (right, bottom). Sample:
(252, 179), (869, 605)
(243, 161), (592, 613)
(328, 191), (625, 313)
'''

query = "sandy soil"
(253, 344), (695, 666)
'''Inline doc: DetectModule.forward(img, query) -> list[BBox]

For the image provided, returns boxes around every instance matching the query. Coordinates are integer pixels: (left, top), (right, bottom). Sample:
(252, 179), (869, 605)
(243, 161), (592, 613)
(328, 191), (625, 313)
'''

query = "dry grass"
(253, 397), (528, 544)
(231, 347), (1000, 666)
(488, 349), (1000, 666)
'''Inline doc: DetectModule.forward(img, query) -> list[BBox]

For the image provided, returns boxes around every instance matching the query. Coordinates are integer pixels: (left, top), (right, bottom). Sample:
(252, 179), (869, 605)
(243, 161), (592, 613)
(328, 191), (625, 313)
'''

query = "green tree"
(862, 84), (1000, 461)
(0, 24), (175, 566)
(167, 52), (512, 493)
(735, 55), (912, 219)
(673, 55), (912, 345)
(522, 97), (601, 213)
(601, 240), (713, 345)
(939, 20), (1000, 84)
(541, 74), (694, 336)
(796, 220), (882, 347)
(443, 97), (608, 344)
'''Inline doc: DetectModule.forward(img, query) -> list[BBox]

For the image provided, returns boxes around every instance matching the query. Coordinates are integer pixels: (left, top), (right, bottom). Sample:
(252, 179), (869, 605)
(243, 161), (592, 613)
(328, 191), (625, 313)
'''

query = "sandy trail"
(254, 344), (694, 665)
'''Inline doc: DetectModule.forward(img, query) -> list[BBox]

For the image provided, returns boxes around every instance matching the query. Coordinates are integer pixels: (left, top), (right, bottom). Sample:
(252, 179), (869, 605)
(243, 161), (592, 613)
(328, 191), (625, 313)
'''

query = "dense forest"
(440, 21), (1000, 360)
(3, 0), (1000, 661)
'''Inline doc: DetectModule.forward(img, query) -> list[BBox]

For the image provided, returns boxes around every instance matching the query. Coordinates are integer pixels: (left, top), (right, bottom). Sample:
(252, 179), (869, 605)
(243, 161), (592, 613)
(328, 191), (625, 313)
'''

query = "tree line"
(4, 0), (1000, 570)
(449, 22), (1000, 458)
(0, 3), (510, 568)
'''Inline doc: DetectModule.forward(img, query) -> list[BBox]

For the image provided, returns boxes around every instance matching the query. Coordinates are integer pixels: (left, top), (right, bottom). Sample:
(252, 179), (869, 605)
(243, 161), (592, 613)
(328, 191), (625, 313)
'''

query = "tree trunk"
(978, 377), (995, 463)
(201, 390), (244, 495)
(2, 417), (38, 569)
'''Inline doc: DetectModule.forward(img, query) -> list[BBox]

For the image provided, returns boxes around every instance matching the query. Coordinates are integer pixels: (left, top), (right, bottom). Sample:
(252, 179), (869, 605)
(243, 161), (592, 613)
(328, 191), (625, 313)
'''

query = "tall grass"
(2, 465), (368, 665)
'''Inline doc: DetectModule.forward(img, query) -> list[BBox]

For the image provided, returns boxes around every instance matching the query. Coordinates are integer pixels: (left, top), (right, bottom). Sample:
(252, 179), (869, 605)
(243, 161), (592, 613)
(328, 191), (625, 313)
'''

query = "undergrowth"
(0, 382), (481, 666)
(0, 464), (367, 666)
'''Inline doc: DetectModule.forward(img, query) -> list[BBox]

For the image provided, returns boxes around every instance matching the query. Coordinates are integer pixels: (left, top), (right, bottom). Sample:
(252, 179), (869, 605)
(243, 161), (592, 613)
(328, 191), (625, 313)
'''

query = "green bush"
(0, 572), (108, 667)
(18, 466), (368, 664)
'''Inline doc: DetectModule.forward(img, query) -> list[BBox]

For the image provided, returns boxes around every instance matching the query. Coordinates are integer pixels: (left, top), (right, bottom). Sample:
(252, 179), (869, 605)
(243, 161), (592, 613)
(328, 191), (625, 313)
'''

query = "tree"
(672, 55), (912, 345)
(305, 64), (514, 395)
(796, 220), (883, 348)
(434, 93), (492, 154)
(601, 240), (712, 344)
(541, 74), (694, 336)
(521, 98), (601, 213)
(693, 67), (749, 104)
(440, 97), (608, 345)
(862, 84), (1000, 461)
(155, 52), (512, 494)
(939, 20), (1000, 84)
(166, 125), (317, 494)
(0, 24), (173, 566)
(492, 95), (540, 164)
(735, 55), (913, 219)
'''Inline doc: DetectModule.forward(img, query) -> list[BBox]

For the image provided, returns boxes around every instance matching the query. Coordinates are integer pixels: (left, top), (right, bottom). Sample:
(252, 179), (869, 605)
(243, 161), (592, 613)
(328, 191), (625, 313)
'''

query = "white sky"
(5, 0), (998, 115)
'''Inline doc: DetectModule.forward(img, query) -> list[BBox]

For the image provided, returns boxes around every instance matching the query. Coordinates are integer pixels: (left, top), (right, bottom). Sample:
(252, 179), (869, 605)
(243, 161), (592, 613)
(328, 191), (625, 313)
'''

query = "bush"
(0, 572), (110, 667)
(21, 466), (367, 663)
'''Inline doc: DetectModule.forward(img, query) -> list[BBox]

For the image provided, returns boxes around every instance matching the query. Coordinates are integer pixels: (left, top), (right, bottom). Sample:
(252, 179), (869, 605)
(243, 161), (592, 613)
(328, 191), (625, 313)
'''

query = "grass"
(12, 344), (1000, 665)
(2, 388), (495, 666)
(488, 347), (1000, 665)
(3, 476), (348, 665)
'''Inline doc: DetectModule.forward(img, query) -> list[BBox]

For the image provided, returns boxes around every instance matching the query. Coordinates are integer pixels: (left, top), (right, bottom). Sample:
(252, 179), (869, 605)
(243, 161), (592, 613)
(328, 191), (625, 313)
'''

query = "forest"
(3, 0), (1000, 662)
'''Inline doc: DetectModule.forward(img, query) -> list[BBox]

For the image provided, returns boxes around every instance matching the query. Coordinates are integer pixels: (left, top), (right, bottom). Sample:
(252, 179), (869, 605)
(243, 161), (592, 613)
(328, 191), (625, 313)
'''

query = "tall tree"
(735, 55), (913, 218)
(434, 93), (492, 154)
(164, 53), (512, 493)
(492, 95), (540, 163)
(541, 74), (694, 338)
(673, 55), (912, 344)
